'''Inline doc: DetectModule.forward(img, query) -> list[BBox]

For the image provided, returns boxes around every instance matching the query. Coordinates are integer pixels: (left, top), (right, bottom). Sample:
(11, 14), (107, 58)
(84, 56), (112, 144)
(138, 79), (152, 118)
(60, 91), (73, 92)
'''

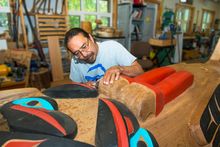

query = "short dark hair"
(64, 28), (90, 50)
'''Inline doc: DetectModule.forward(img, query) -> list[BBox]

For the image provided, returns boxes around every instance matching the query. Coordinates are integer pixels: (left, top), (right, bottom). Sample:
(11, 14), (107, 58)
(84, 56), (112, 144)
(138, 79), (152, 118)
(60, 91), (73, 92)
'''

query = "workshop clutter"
(99, 67), (194, 122)
(0, 50), (32, 87)
(29, 68), (51, 90)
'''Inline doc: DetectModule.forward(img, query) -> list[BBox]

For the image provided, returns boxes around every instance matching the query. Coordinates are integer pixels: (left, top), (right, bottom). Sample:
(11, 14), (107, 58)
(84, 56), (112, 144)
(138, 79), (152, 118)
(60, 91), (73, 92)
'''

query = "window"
(201, 9), (215, 32)
(0, 0), (10, 32)
(68, 0), (112, 29)
(175, 3), (194, 34)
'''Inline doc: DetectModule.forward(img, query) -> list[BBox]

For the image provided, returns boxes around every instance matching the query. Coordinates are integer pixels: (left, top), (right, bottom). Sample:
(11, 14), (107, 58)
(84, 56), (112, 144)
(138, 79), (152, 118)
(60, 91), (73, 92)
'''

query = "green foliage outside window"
(202, 12), (211, 30)
(176, 8), (190, 33)
(68, 0), (80, 11)
(68, 0), (111, 30)
(0, 13), (8, 28)
(69, 16), (80, 28)
(0, 0), (8, 7)
(0, 0), (9, 30)
(99, 0), (109, 13)
(100, 17), (109, 27)
(84, 0), (96, 12)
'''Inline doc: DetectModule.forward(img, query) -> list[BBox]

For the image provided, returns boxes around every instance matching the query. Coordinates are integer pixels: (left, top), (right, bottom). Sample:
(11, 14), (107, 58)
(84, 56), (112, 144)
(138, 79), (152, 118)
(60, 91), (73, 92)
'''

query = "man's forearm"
(119, 64), (144, 77)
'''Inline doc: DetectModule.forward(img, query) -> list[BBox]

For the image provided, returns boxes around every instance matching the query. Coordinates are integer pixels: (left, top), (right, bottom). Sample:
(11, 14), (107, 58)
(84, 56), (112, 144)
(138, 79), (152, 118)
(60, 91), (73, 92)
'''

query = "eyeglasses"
(72, 39), (90, 59)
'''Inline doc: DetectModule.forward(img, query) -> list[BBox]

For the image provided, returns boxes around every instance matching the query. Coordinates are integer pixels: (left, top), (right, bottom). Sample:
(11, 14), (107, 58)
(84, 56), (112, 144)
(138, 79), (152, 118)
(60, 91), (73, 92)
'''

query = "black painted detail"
(200, 84), (220, 144)
(95, 99), (118, 147)
(43, 84), (98, 98)
(110, 99), (139, 136)
(212, 127), (220, 147)
(0, 98), (77, 139)
(0, 131), (94, 147)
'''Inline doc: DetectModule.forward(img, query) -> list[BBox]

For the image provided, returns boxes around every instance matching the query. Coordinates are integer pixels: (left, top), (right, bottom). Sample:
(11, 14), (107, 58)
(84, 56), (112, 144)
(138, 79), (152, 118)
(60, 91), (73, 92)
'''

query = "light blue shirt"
(70, 40), (136, 82)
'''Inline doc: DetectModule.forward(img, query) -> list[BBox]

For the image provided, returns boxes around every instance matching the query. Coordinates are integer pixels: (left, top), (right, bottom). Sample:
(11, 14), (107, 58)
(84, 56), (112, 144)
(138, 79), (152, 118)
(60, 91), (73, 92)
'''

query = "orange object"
(156, 71), (194, 103)
(0, 64), (11, 76)
(126, 67), (194, 115)
(134, 67), (176, 85)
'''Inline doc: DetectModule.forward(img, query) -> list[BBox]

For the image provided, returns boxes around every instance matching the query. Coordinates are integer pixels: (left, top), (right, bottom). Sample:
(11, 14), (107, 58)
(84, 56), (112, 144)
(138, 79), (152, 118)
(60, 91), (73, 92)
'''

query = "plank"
(47, 36), (64, 81)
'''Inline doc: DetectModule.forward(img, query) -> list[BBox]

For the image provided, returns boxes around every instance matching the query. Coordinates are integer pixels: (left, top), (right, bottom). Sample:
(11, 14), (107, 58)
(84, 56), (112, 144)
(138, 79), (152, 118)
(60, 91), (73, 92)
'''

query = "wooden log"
(0, 39), (219, 147)
(141, 61), (220, 146)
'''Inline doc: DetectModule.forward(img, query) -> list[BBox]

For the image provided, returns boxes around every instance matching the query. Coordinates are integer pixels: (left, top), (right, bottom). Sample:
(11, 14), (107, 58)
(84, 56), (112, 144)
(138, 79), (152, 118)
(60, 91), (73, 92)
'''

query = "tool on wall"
(22, 0), (46, 62)
(43, 0), (47, 14)
(37, 0), (45, 14)
(11, 0), (20, 48)
(30, 0), (41, 14)
(55, 0), (59, 14)
(48, 0), (51, 13)
(29, 0), (66, 15)
(60, 0), (65, 15)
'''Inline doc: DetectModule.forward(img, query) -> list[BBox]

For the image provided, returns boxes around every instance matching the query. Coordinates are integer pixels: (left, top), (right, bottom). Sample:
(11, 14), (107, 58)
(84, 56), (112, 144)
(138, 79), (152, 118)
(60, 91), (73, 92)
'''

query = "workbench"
(0, 80), (25, 91)
(149, 38), (176, 66)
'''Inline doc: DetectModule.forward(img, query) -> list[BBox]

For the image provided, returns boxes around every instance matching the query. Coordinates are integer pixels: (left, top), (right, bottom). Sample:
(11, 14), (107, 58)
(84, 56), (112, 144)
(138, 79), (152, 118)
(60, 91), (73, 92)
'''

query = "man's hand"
(84, 81), (97, 88)
(102, 66), (123, 85)
(102, 61), (144, 85)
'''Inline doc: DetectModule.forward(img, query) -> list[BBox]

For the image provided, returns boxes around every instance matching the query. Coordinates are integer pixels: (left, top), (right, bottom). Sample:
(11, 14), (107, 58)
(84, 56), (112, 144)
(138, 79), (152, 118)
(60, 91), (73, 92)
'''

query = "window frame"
(0, 0), (10, 31)
(0, 0), (10, 13)
(68, 0), (113, 29)
(175, 3), (195, 34)
(200, 8), (215, 32)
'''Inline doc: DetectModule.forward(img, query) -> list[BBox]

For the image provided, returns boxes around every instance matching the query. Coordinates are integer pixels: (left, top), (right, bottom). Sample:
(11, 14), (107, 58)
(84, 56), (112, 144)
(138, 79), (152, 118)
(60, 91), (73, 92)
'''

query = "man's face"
(67, 33), (98, 63)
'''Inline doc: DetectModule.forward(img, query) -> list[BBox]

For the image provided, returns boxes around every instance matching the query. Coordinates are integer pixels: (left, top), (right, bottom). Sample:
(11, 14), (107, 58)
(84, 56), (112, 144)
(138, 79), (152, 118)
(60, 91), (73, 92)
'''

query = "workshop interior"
(0, 0), (220, 146)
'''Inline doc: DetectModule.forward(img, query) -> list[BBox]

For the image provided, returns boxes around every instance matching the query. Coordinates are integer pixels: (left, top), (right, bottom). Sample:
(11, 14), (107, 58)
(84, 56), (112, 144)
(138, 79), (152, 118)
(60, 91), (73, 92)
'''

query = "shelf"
(133, 4), (146, 8)
(149, 38), (176, 47)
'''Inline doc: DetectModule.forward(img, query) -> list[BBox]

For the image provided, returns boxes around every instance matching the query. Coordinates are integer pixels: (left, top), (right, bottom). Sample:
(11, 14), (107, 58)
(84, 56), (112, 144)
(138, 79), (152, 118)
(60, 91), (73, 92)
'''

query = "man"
(64, 28), (144, 86)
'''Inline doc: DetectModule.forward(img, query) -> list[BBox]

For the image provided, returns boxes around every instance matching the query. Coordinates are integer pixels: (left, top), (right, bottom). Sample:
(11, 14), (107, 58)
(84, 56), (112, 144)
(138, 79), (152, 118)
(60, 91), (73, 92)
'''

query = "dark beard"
(85, 53), (95, 64)
(76, 52), (95, 64)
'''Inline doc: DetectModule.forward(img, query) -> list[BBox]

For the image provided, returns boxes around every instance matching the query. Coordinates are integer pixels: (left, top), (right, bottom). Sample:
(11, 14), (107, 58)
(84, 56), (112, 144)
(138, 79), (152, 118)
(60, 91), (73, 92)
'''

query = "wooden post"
(112, 0), (117, 30)
(19, 0), (28, 50)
